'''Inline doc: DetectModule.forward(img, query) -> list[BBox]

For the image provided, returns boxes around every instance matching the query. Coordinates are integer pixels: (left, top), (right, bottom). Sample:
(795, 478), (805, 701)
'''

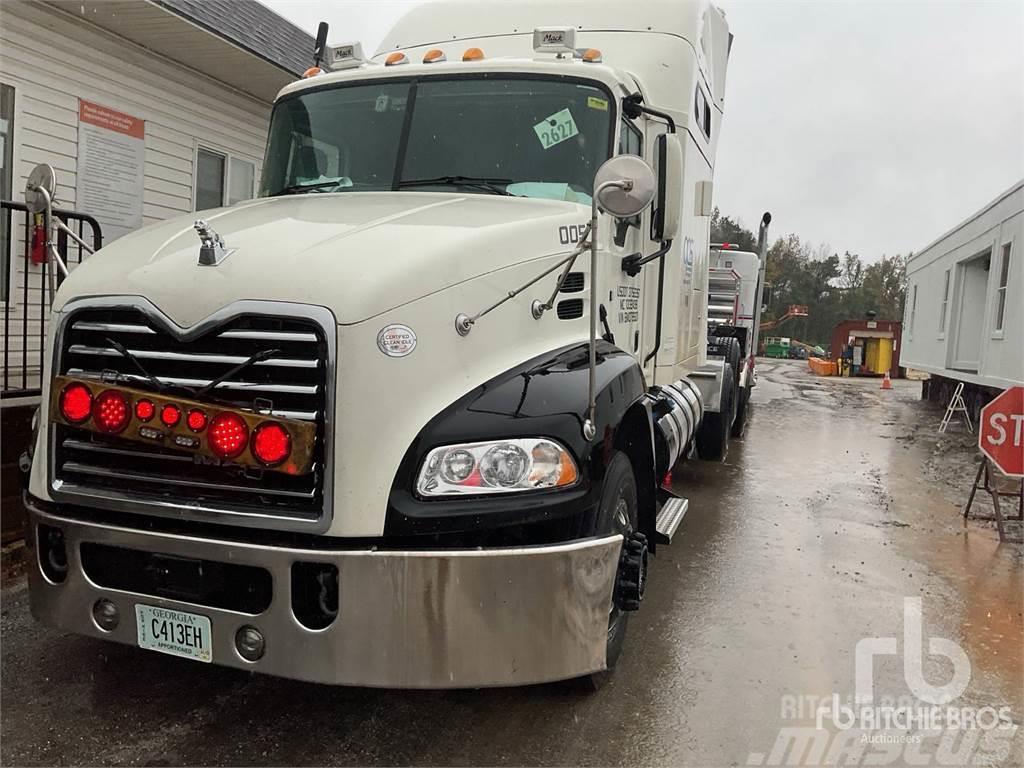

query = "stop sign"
(979, 386), (1024, 478)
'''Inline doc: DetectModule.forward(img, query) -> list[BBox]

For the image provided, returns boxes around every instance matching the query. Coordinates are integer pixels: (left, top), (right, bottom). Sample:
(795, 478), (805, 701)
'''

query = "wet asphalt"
(1, 359), (1021, 766)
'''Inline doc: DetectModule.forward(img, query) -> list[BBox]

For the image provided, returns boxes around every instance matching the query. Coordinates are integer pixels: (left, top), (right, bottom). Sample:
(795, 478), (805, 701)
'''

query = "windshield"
(260, 76), (614, 204)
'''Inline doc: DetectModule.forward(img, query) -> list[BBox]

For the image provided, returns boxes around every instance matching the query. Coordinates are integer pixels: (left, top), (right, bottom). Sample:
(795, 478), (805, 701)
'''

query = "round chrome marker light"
(235, 625), (265, 661)
(92, 599), (120, 631)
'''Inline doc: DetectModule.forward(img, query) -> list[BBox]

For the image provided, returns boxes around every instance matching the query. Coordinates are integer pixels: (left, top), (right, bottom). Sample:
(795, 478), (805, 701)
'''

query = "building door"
(952, 252), (990, 371)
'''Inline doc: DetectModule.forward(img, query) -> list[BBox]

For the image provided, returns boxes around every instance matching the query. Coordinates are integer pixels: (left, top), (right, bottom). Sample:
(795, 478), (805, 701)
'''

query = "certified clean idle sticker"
(377, 324), (417, 357)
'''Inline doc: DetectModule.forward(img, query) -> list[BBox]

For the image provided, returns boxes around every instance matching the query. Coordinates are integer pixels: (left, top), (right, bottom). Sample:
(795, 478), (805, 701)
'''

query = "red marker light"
(60, 383), (93, 423)
(208, 413), (249, 459)
(160, 404), (181, 428)
(93, 390), (129, 434)
(187, 409), (208, 432)
(252, 422), (291, 466)
(135, 399), (155, 422)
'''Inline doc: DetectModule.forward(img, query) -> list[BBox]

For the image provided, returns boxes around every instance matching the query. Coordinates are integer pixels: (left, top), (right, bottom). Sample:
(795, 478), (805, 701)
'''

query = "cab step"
(655, 497), (688, 544)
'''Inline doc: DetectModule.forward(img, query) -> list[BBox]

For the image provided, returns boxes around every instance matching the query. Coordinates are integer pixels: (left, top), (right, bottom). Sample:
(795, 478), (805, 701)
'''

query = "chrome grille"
(51, 304), (333, 529)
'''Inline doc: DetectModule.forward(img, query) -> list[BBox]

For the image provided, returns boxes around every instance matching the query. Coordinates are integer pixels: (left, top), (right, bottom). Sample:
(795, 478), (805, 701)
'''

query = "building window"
(1, 83), (14, 302)
(909, 284), (918, 337)
(195, 147), (255, 211)
(938, 268), (950, 333)
(995, 242), (1011, 332)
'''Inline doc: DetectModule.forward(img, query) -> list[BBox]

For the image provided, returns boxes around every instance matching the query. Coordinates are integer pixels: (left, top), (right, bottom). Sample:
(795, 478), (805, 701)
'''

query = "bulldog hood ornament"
(194, 219), (235, 266)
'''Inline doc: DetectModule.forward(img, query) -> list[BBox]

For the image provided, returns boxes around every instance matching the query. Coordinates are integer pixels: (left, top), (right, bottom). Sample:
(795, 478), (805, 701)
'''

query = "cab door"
(599, 115), (646, 360)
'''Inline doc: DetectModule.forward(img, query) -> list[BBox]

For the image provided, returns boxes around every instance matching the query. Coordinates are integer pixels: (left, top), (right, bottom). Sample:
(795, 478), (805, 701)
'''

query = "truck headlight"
(417, 438), (579, 496)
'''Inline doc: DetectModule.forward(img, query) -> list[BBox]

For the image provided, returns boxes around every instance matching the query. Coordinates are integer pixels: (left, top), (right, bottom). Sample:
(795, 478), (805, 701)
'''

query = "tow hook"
(615, 532), (648, 611)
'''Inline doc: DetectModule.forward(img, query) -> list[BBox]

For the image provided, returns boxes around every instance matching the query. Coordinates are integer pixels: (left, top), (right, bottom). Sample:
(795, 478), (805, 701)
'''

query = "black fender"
(385, 341), (657, 544)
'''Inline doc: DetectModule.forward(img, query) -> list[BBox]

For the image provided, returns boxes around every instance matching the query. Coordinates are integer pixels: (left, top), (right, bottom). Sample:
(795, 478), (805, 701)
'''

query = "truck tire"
(723, 337), (742, 390)
(575, 451), (638, 691)
(731, 386), (749, 438)
(696, 365), (734, 461)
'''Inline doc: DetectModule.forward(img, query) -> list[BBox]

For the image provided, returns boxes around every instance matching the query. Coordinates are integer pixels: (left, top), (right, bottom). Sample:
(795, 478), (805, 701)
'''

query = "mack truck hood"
(54, 193), (589, 327)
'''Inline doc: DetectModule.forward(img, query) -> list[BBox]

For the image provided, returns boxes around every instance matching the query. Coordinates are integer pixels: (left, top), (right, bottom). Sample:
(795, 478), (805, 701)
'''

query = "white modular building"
(901, 180), (1023, 396)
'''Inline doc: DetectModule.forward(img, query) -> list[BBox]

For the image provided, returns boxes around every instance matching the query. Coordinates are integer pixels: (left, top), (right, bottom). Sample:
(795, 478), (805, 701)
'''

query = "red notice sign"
(78, 99), (145, 140)
(979, 386), (1024, 478)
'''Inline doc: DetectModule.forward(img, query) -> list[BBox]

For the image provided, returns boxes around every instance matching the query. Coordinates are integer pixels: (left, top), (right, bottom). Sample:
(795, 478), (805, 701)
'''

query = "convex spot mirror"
(593, 155), (656, 218)
(24, 164), (57, 214)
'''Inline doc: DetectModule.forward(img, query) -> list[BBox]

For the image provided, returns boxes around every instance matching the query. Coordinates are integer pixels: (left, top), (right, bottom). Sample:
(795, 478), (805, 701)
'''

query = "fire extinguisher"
(30, 212), (48, 266)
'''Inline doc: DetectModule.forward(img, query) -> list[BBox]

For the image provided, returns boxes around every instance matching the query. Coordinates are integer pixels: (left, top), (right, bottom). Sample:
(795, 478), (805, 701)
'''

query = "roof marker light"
(462, 47), (485, 62)
(581, 48), (603, 63)
(385, 51), (409, 66)
(423, 48), (446, 64)
(302, 66), (322, 79)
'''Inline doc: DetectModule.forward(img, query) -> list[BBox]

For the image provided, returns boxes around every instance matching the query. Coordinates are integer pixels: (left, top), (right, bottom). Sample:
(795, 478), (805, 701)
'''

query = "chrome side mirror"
(593, 155), (656, 218)
(24, 163), (57, 213)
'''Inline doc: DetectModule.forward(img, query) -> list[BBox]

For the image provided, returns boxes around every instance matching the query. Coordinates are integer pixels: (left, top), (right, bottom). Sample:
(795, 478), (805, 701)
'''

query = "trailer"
(901, 180), (1023, 417)
(22, 0), (748, 689)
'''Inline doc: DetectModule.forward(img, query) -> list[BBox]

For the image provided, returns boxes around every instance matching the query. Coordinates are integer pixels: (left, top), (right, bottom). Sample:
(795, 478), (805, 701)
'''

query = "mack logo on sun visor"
(49, 375), (317, 476)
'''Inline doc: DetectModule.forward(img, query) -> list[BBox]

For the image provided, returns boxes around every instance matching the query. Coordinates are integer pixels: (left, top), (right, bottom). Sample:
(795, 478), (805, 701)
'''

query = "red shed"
(830, 319), (903, 378)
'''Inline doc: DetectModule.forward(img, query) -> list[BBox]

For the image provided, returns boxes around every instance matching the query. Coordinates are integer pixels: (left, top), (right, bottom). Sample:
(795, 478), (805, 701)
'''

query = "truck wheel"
(575, 451), (639, 691)
(731, 386), (749, 438)
(696, 366), (734, 461)
(723, 338), (742, 389)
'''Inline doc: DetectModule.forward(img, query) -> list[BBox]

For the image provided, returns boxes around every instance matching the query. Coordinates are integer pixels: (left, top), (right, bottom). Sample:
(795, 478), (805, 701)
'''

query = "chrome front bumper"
(26, 500), (621, 688)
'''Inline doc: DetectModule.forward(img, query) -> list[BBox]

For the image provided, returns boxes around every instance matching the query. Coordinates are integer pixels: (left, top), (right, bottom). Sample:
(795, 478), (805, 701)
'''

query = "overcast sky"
(261, 0), (1023, 262)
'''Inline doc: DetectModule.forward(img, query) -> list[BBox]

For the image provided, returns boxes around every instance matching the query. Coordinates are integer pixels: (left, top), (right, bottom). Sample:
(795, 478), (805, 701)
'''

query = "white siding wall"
(902, 182), (1024, 388)
(0, 0), (274, 394)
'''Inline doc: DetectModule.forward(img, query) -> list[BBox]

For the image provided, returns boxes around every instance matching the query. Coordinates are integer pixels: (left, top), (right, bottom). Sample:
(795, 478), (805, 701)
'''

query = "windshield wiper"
(194, 348), (281, 399)
(105, 337), (170, 394)
(270, 180), (349, 197)
(397, 175), (517, 196)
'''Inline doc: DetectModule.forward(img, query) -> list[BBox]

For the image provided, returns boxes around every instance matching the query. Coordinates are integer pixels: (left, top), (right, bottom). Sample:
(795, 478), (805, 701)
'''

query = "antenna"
(313, 22), (329, 67)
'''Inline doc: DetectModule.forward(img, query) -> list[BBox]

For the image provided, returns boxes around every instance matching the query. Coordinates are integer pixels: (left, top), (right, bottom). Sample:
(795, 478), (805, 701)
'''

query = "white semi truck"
(703, 225), (772, 449)
(24, 0), (751, 688)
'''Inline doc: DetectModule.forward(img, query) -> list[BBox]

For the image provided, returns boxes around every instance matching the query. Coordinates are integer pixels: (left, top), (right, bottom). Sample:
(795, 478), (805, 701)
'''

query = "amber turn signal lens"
(59, 383), (93, 424)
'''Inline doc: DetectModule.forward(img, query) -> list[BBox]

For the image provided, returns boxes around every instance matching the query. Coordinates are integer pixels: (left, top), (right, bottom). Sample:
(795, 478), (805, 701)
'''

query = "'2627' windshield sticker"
(534, 109), (579, 150)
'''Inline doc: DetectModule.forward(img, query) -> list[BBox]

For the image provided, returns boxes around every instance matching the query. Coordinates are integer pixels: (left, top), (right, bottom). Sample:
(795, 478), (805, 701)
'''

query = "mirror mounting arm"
(621, 240), (672, 277)
(622, 93), (677, 134)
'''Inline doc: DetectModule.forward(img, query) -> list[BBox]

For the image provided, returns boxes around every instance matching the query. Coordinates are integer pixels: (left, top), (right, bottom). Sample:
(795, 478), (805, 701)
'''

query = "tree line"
(710, 209), (908, 348)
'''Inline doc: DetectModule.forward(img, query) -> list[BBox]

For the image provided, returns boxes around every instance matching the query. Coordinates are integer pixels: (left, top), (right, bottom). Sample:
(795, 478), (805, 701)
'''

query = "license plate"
(135, 604), (212, 663)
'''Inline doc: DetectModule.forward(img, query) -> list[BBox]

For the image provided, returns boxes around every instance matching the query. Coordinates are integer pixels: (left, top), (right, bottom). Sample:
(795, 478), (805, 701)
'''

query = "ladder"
(939, 382), (972, 434)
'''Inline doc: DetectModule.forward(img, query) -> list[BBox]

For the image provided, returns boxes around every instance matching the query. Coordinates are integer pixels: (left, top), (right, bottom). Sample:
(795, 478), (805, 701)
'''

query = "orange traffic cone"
(881, 372), (893, 390)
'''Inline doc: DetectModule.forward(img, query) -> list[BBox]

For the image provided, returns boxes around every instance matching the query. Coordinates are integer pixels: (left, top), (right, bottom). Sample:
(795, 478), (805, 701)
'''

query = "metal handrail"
(1, 199), (103, 399)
